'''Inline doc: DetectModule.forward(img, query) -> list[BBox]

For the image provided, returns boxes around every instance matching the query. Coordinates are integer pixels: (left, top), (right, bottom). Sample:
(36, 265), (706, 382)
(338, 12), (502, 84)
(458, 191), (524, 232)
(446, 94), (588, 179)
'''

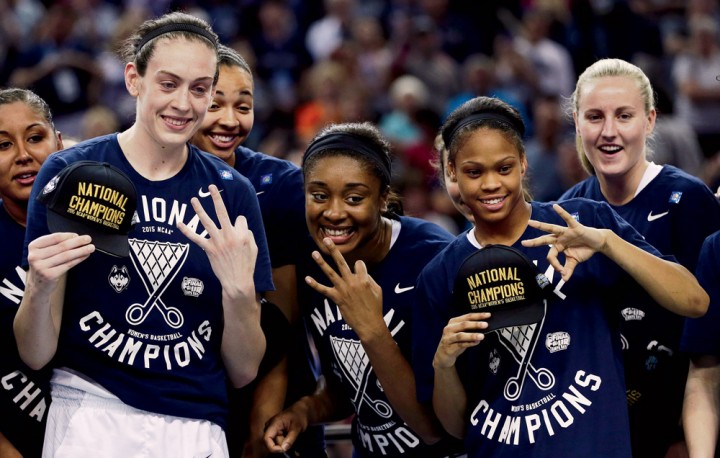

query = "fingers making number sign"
(177, 184), (258, 295)
(304, 238), (385, 341)
(521, 203), (607, 282)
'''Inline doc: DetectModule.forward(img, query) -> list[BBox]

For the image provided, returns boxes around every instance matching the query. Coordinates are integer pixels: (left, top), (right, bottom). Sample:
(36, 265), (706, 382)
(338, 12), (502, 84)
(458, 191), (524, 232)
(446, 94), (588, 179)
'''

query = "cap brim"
(485, 300), (545, 333)
(47, 211), (130, 257)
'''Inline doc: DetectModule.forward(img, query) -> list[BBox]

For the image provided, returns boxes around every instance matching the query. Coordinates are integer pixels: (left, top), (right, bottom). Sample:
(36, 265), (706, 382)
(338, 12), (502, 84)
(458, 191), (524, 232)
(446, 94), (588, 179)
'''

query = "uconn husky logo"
(108, 265), (130, 293)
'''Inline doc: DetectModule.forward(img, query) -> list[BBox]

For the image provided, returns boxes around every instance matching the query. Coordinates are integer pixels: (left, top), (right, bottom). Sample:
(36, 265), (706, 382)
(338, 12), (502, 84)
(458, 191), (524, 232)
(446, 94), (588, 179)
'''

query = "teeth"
(324, 227), (351, 237)
(165, 117), (188, 126)
(600, 146), (621, 153)
(481, 197), (503, 205)
(211, 134), (235, 143)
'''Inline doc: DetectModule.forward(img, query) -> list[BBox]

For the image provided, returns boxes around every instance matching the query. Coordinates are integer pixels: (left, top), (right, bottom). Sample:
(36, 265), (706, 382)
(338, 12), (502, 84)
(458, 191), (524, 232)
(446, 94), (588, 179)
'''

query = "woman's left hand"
(178, 184), (257, 298)
(305, 238), (385, 340)
(521, 203), (608, 281)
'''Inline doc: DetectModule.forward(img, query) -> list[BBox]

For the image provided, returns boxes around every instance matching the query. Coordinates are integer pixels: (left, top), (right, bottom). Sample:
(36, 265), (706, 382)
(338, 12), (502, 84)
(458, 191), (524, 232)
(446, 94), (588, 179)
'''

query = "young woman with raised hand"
(13, 12), (272, 457)
(264, 122), (465, 457)
(560, 57), (720, 457)
(411, 95), (708, 457)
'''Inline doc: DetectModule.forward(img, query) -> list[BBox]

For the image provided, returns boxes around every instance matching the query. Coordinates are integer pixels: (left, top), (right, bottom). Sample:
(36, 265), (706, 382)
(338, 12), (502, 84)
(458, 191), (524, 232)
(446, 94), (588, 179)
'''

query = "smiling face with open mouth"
(128, 37), (217, 151)
(304, 154), (388, 264)
(192, 64), (254, 166)
(0, 101), (60, 222)
(575, 75), (656, 181)
(450, 127), (528, 236)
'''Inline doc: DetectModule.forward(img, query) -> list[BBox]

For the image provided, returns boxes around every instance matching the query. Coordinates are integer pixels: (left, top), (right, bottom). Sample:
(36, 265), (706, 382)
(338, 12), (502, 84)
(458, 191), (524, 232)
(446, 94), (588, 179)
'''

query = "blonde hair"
(571, 58), (655, 175)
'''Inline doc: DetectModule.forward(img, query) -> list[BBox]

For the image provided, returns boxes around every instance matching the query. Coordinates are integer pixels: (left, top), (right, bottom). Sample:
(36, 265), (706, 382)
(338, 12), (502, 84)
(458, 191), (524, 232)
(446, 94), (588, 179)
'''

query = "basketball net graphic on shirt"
(497, 317), (555, 401)
(125, 238), (188, 329)
(330, 336), (392, 418)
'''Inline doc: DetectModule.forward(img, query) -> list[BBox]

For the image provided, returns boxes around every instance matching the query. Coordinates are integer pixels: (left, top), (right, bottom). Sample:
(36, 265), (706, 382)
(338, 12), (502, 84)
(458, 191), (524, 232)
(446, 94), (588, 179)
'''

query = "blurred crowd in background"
(2, 0), (720, 235)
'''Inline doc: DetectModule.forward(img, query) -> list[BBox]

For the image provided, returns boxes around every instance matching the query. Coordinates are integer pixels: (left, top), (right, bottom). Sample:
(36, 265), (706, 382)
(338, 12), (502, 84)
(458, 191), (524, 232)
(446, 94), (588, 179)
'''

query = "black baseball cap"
(37, 160), (138, 257)
(453, 245), (553, 332)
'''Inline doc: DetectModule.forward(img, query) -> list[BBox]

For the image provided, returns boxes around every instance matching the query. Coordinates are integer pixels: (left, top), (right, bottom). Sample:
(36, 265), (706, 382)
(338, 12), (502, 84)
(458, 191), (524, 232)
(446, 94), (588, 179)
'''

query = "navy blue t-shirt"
(413, 199), (671, 457)
(682, 231), (720, 355)
(299, 216), (463, 458)
(562, 165), (720, 456)
(23, 135), (273, 429)
(0, 202), (52, 457)
(233, 145), (307, 268)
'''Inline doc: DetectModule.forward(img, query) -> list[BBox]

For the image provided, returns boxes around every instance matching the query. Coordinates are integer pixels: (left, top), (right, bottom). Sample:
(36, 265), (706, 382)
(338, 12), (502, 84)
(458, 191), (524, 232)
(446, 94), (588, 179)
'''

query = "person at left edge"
(191, 44), (325, 457)
(13, 11), (272, 457)
(0, 88), (63, 457)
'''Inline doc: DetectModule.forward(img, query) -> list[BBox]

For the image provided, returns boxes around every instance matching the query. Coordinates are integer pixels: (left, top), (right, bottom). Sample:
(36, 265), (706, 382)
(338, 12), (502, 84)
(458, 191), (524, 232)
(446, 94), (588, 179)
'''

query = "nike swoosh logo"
(198, 187), (224, 198)
(394, 284), (414, 294)
(647, 210), (669, 222)
(256, 190), (265, 196)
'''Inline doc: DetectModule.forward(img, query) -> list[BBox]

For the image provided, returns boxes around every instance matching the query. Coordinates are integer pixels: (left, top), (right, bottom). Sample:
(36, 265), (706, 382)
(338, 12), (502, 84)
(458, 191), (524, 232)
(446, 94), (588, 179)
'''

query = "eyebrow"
(215, 88), (253, 97)
(156, 70), (214, 84)
(308, 180), (372, 190)
(0, 123), (46, 135)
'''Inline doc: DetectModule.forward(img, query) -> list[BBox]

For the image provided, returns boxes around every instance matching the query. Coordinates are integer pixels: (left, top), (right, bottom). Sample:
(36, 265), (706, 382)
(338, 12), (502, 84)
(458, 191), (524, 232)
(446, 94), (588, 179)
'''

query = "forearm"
(432, 365), (467, 439)
(362, 329), (445, 444)
(0, 431), (21, 458)
(684, 357), (720, 458)
(245, 357), (288, 455)
(602, 230), (708, 317)
(265, 265), (299, 324)
(291, 381), (352, 427)
(222, 291), (266, 388)
(13, 271), (65, 370)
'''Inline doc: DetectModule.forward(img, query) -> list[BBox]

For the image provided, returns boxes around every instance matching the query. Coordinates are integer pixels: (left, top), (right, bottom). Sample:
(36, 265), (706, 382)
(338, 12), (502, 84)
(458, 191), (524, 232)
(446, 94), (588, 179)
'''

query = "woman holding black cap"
(263, 122), (465, 457)
(0, 88), (62, 457)
(14, 11), (271, 457)
(411, 96), (708, 458)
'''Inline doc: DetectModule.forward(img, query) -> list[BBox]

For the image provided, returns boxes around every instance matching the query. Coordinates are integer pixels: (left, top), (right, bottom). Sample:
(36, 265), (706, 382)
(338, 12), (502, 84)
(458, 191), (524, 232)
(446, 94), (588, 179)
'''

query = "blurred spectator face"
(691, 19), (719, 56)
(533, 97), (562, 141)
(463, 55), (495, 94)
(192, 64), (254, 166)
(574, 75), (656, 179)
(352, 16), (385, 50)
(82, 106), (119, 140)
(0, 101), (60, 207)
(523, 10), (551, 43)
(557, 139), (589, 188)
(259, 1), (292, 42)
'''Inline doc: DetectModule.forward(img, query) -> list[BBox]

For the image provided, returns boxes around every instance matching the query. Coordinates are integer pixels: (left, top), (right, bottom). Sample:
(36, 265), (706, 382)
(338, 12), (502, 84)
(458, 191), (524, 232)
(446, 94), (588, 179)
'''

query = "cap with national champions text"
(37, 160), (138, 257)
(453, 245), (553, 332)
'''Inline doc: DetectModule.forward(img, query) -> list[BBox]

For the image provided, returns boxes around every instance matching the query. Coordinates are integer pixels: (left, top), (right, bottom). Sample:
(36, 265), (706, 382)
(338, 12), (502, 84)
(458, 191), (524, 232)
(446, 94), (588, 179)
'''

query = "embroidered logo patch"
(545, 332), (570, 353)
(669, 191), (682, 204)
(181, 277), (204, 297)
(621, 307), (645, 321)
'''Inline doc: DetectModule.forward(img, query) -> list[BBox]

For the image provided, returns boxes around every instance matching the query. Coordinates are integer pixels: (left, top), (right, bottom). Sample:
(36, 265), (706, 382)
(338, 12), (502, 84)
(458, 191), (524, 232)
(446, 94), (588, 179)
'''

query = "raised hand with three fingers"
(177, 183), (265, 388)
(521, 203), (609, 282)
(177, 184), (258, 298)
(304, 237), (385, 341)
